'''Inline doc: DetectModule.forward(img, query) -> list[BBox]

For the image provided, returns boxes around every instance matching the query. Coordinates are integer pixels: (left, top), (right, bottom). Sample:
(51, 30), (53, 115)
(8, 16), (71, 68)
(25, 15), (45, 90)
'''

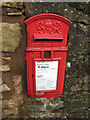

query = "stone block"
(0, 93), (3, 99)
(2, 99), (18, 118)
(2, 56), (11, 61)
(0, 78), (3, 84)
(0, 65), (10, 72)
(7, 12), (22, 16)
(2, 2), (23, 9)
(12, 75), (22, 95)
(0, 2), (2, 7)
(0, 84), (10, 92)
(2, 22), (22, 52)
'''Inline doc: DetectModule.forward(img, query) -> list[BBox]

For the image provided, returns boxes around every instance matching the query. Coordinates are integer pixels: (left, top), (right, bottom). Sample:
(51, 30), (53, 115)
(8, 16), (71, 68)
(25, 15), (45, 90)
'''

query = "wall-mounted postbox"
(24, 13), (72, 98)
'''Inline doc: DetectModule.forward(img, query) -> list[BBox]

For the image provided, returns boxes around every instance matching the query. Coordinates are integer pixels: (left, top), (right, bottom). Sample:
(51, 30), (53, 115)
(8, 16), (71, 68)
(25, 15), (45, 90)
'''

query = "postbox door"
(32, 57), (62, 98)
(27, 49), (67, 98)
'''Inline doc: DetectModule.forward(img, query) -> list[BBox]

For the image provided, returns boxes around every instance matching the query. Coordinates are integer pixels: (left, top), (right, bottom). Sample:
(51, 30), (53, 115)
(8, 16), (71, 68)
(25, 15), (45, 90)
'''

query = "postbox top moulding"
(24, 13), (72, 26)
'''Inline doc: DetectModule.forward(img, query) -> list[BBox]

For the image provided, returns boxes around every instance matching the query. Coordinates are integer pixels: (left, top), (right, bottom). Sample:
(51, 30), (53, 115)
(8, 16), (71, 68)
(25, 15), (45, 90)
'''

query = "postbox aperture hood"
(24, 13), (72, 26)
(24, 13), (72, 48)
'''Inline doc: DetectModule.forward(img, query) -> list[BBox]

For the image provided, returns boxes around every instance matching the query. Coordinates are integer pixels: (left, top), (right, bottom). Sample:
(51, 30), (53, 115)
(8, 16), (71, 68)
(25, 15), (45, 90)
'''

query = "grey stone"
(0, 2), (2, 7)
(0, 65), (10, 72)
(5, 109), (14, 117)
(46, 100), (64, 110)
(67, 2), (90, 14)
(0, 78), (3, 84)
(28, 105), (46, 112)
(0, 22), (2, 51)
(3, 108), (18, 118)
(7, 12), (22, 16)
(78, 19), (90, 25)
(2, 2), (23, 9)
(2, 22), (22, 52)
(12, 75), (22, 95)
(0, 93), (3, 99)
(1, 2), (89, 119)
(78, 23), (89, 35)
(55, 101), (64, 109)
(0, 84), (10, 92)
(2, 57), (11, 61)
(28, 98), (64, 113)
(66, 62), (71, 68)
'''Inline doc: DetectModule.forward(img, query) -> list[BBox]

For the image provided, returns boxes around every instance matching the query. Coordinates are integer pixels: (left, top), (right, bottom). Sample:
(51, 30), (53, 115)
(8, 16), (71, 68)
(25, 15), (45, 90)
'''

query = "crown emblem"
(45, 19), (52, 30)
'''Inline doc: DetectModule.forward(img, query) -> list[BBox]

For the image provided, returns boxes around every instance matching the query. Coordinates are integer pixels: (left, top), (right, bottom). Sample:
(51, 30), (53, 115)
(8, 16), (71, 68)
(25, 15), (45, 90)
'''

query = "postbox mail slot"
(34, 33), (63, 41)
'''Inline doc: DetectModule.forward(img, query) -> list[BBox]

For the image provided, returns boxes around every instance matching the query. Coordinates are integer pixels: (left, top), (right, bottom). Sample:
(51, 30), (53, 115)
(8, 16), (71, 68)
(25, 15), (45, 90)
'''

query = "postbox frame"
(25, 13), (72, 98)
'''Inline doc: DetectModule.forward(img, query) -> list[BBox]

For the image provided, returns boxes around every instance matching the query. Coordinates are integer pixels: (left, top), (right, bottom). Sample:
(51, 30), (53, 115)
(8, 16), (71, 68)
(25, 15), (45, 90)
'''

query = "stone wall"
(1, 2), (89, 119)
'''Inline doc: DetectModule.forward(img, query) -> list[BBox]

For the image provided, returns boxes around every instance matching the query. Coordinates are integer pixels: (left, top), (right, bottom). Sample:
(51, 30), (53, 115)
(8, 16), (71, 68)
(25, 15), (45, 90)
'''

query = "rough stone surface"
(0, 65), (10, 72)
(23, 2), (89, 119)
(7, 12), (22, 16)
(2, 2), (23, 9)
(66, 62), (71, 68)
(0, 78), (3, 84)
(27, 97), (63, 114)
(12, 75), (22, 95)
(0, 22), (2, 51)
(2, 22), (22, 52)
(2, 99), (18, 118)
(2, 56), (11, 61)
(0, 84), (10, 92)
(2, 7), (23, 16)
(0, 2), (2, 6)
(0, 93), (3, 99)
(2, 83), (23, 118)
(2, 2), (89, 119)
(67, 2), (90, 14)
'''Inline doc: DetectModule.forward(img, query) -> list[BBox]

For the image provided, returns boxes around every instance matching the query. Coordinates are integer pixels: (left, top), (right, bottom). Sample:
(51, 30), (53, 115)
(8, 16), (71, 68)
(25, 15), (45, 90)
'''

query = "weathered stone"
(2, 94), (24, 118)
(0, 22), (2, 51)
(2, 99), (18, 118)
(27, 97), (64, 114)
(66, 62), (71, 68)
(71, 85), (81, 92)
(0, 84), (10, 92)
(0, 65), (10, 72)
(54, 101), (64, 109)
(2, 56), (11, 61)
(0, 78), (3, 84)
(2, 2), (23, 9)
(2, 7), (23, 16)
(29, 112), (55, 119)
(78, 55), (84, 60)
(12, 94), (23, 105)
(78, 19), (90, 25)
(4, 109), (15, 117)
(12, 75), (22, 95)
(1, 2), (89, 119)
(28, 105), (46, 112)
(7, 12), (22, 16)
(78, 23), (90, 35)
(0, 93), (3, 99)
(0, 2), (2, 7)
(67, 2), (90, 14)
(2, 22), (22, 52)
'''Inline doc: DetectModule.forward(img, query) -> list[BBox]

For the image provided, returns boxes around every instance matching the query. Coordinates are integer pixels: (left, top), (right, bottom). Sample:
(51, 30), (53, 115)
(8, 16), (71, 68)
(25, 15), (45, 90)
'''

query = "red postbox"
(24, 13), (72, 98)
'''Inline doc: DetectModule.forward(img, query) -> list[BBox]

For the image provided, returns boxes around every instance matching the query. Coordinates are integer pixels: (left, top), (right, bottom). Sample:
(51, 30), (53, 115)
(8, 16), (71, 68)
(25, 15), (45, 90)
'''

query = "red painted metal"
(24, 13), (72, 98)
(34, 33), (63, 40)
